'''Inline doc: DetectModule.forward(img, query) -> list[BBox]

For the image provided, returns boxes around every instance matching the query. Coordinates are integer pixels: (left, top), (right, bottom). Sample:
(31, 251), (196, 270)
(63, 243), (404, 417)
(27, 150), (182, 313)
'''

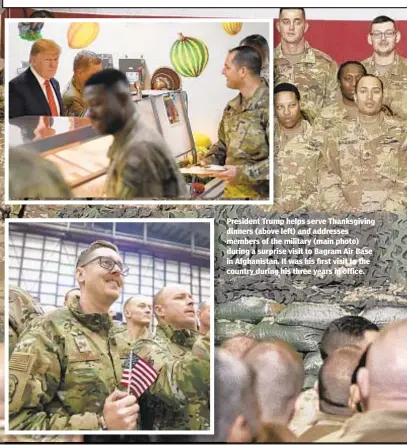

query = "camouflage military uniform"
(9, 295), (124, 430)
(62, 77), (85, 117)
(261, 62), (269, 86)
(363, 54), (407, 120)
(274, 42), (339, 119)
(9, 147), (72, 200)
(106, 111), (187, 199)
(314, 102), (358, 132)
(316, 410), (407, 442)
(133, 324), (210, 431)
(9, 286), (44, 357)
(274, 119), (322, 211)
(319, 113), (407, 212)
(299, 412), (349, 442)
(205, 84), (269, 199)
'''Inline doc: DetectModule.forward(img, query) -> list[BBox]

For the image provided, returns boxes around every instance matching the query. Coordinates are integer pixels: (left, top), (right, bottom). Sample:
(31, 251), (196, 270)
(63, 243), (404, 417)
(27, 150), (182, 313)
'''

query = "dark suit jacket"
(9, 68), (64, 119)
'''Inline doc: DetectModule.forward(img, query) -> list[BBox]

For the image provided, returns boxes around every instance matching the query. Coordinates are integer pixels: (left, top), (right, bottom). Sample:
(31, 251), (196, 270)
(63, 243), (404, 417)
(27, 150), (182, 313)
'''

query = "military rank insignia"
(74, 335), (92, 353)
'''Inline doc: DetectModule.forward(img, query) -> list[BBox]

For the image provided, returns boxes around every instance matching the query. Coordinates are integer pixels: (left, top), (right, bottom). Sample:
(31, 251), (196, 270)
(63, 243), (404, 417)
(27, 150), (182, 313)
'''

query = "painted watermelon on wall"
(222, 22), (243, 36)
(170, 33), (209, 78)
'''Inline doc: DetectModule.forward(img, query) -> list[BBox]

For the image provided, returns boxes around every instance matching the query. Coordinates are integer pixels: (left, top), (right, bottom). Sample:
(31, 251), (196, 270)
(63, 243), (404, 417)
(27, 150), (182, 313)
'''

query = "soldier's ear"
(76, 267), (85, 286)
(276, 21), (281, 34)
(368, 32), (373, 46)
(357, 367), (369, 402)
(396, 30), (401, 44)
(154, 304), (164, 318)
(304, 21), (309, 34)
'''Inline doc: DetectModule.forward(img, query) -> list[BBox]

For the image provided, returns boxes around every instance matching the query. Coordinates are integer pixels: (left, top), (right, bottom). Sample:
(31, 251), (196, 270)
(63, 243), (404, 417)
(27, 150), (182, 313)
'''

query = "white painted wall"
(7, 20), (270, 142)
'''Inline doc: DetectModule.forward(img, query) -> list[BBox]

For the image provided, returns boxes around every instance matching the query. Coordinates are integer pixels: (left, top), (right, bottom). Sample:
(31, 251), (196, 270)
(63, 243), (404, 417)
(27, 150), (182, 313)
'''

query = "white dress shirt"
(30, 66), (61, 115)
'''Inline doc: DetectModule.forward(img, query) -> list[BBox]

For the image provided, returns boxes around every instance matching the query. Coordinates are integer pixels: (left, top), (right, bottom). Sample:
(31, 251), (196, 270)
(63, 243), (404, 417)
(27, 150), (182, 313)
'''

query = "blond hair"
(30, 39), (61, 58)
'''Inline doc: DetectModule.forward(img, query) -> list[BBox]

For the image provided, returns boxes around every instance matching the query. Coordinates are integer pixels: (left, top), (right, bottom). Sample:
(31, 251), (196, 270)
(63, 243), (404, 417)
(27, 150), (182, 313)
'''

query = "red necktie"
(44, 80), (59, 116)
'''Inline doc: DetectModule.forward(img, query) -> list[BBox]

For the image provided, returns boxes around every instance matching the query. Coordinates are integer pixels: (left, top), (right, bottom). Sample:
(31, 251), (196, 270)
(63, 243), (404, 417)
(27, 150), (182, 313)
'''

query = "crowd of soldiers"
(7, 240), (211, 437)
(216, 315), (407, 443)
(274, 9), (407, 212)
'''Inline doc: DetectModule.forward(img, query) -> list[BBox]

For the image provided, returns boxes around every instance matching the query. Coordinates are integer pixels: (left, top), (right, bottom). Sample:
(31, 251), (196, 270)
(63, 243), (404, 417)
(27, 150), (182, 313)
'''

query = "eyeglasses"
(80, 256), (130, 276)
(370, 30), (397, 39)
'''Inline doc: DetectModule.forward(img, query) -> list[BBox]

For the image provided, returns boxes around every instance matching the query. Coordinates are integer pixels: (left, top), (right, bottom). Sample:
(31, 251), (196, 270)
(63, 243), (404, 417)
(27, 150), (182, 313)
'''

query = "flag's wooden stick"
(127, 349), (133, 395)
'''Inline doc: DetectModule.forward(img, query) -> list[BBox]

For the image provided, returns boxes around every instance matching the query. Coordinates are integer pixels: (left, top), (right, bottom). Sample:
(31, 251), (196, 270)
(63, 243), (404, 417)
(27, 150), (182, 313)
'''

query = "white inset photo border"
(5, 17), (273, 205)
(4, 217), (215, 435)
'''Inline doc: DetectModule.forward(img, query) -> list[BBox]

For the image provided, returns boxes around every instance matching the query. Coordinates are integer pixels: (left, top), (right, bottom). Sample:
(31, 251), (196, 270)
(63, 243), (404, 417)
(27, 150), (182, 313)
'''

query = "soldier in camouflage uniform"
(133, 285), (210, 431)
(319, 75), (407, 212)
(362, 16), (407, 120)
(314, 61), (367, 132)
(63, 51), (102, 117)
(9, 240), (140, 431)
(9, 285), (44, 357)
(83, 69), (187, 199)
(274, 83), (321, 211)
(120, 295), (152, 350)
(274, 8), (339, 120)
(9, 147), (72, 200)
(202, 46), (269, 199)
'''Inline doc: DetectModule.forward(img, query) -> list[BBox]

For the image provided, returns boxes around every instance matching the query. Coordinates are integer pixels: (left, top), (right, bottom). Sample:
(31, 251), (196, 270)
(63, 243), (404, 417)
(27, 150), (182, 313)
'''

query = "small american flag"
(120, 350), (158, 398)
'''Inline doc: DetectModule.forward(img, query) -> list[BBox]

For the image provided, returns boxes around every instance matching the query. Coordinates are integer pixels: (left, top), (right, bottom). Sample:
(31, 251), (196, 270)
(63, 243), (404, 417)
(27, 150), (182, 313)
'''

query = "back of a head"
(215, 348), (258, 442)
(73, 50), (102, 72)
(9, 148), (72, 200)
(9, 285), (44, 337)
(229, 46), (262, 77)
(364, 320), (407, 407)
(239, 34), (269, 62)
(84, 68), (129, 89)
(318, 345), (363, 416)
(244, 340), (304, 424)
(320, 316), (379, 359)
(221, 335), (257, 358)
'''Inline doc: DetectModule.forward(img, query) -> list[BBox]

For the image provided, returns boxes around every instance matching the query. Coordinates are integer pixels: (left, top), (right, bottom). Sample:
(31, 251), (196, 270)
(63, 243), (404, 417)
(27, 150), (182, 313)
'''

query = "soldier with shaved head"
(300, 346), (363, 441)
(243, 340), (304, 440)
(133, 284), (210, 430)
(319, 320), (407, 442)
(122, 295), (152, 342)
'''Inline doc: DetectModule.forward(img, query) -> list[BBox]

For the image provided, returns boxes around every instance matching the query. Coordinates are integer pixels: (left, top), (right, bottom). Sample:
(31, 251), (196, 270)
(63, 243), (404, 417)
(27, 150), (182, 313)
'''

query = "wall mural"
(67, 22), (100, 49)
(170, 33), (209, 78)
(222, 22), (243, 36)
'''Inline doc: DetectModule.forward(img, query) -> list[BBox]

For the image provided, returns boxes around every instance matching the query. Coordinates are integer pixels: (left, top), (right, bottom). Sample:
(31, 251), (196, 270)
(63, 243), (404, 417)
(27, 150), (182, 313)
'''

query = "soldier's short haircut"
(371, 15), (396, 27)
(222, 335), (257, 359)
(274, 82), (301, 101)
(279, 8), (306, 19)
(76, 240), (119, 268)
(229, 46), (262, 76)
(214, 349), (258, 442)
(355, 74), (384, 93)
(64, 287), (80, 304)
(239, 34), (269, 61)
(84, 68), (128, 89)
(318, 346), (362, 414)
(73, 50), (102, 72)
(320, 316), (379, 360)
(337, 61), (367, 81)
(122, 295), (150, 313)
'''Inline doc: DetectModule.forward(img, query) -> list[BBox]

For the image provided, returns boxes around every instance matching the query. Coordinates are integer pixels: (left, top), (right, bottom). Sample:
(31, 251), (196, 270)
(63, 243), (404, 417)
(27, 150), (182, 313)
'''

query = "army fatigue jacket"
(62, 77), (85, 117)
(106, 111), (187, 199)
(316, 410), (407, 442)
(205, 83), (269, 199)
(274, 119), (322, 211)
(314, 101), (357, 132)
(9, 286), (44, 357)
(274, 42), (339, 118)
(363, 54), (407, 120)
(133, 324), (210, 431)
(319, 113), (407, 212)
(9, 295), (124, 430)
(299, 411), (349, 442)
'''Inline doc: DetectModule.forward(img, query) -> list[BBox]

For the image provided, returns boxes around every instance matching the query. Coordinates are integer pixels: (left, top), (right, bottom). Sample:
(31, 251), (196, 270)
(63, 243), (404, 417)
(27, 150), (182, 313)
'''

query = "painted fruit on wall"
(222, 22), (243, 36)
(170, 33), (209, 78)
(67, 23), (100, 49)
